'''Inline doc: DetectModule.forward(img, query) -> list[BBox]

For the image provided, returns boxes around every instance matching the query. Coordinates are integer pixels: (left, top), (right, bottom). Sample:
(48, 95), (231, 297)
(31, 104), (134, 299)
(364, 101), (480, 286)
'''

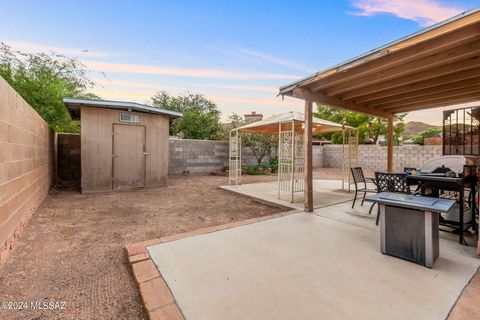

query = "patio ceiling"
(279, 7), (480, 118)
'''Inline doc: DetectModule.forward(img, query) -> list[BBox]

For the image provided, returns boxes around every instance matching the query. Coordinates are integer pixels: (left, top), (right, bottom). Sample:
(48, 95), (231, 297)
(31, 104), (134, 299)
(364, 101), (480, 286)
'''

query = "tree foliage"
(314, 104), (407, 145)
(151, 91), (225, 140)
(229, 113), (275, 165)
(413, 128), (442, 145)
(0, 43), (98, 132)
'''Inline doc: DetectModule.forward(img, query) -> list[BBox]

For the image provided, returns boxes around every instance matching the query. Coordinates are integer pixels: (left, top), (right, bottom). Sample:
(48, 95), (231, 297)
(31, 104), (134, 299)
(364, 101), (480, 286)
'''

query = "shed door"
(113, 124), (146, 189)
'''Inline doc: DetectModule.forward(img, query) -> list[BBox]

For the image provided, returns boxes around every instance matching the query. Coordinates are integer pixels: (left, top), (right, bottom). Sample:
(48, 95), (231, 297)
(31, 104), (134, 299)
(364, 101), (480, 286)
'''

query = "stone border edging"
(125, 210), (298, 320)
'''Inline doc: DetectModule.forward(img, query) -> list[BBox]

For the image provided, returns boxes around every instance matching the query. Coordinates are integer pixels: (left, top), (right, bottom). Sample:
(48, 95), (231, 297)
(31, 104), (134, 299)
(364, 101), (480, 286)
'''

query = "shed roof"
(234, 111), (354, 135)
(278, 6), (480, 118)
(63, 97), (182, 120)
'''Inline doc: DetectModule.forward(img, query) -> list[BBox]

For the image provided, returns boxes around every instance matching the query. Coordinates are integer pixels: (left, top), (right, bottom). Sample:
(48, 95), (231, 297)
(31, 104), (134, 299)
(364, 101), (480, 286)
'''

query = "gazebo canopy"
(234, 111), (355, 135)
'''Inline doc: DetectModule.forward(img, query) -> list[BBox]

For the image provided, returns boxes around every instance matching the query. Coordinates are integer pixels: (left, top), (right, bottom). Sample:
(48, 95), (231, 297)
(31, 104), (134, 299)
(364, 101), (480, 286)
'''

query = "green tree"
(151, 91), (225, 140)
(228, 113), (275, 165)
(314, 104), (407, 145)
(0, 43), (97, 132)
(413, 128), (442, 145)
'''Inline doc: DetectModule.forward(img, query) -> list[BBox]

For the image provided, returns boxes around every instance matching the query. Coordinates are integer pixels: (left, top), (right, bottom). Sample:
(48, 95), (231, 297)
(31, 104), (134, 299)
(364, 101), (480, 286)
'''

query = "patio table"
(406, 174), (477, 245)
(365, 192), (455, 268)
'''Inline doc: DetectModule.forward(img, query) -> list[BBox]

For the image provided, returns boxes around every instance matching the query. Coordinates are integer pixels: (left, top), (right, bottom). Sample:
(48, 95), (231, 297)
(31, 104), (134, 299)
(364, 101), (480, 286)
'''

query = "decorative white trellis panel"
(278, 122), (304, 202)
(229, 130), (241, 185)
(342, 130), (359, 191)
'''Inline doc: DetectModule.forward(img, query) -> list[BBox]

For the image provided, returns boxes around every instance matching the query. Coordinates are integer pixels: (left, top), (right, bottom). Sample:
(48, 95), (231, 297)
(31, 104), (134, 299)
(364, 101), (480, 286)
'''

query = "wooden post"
(304, 101), (313, 212)
(387, 116), (394, 173)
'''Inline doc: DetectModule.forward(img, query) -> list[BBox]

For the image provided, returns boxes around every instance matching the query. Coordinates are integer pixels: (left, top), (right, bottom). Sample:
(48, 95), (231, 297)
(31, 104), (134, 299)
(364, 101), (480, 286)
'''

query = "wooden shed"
(63, 98), (181, 193)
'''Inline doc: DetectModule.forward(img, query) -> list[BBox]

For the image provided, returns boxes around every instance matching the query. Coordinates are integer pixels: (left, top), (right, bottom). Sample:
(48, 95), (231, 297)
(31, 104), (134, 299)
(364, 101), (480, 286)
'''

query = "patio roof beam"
(313, 38), (480, 95)
(345, 67), (480, 102)
(326, 57), (480, 98)
(388, 96), (480, 114)
(358, 77), (480, 106)
(306, 25), (480, 92)
(374, 85), (480, 110)
(291, 88), (391, 118)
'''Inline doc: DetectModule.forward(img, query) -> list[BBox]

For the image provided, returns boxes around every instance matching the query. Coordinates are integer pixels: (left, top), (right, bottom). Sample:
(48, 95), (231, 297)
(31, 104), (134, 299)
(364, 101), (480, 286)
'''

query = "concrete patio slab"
(148, 211), (480, 320)
(219, 179), (353, 210)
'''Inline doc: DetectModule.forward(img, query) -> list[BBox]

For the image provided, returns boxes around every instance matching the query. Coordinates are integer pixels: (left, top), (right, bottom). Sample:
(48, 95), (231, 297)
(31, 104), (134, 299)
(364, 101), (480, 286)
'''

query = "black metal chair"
(374, 172), (412, 225)
(351, 167), (377, 213)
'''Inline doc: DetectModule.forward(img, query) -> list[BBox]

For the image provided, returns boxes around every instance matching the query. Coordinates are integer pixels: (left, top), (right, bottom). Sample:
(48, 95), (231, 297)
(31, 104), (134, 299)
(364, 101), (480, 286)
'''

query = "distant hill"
(404, 121), (441, 135)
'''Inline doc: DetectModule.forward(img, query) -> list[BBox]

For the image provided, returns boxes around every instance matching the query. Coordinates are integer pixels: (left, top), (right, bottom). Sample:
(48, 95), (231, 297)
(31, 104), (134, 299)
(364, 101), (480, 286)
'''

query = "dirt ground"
(0, 169), (343, 320)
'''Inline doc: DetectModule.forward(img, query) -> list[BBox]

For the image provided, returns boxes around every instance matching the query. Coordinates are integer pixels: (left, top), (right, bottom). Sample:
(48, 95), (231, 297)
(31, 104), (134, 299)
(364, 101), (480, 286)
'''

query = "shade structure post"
(229, 129), (241, 185)
(342, 129), (345, 190)
(277, 122), (281, 199)
(304, 101), (313, 212)
(387, 116), (394, 173)
(290, 121), (295, 203)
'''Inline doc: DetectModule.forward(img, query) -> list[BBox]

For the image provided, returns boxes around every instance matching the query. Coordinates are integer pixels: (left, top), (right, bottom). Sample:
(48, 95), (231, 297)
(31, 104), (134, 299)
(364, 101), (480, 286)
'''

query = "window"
(119, 113), (139, 124)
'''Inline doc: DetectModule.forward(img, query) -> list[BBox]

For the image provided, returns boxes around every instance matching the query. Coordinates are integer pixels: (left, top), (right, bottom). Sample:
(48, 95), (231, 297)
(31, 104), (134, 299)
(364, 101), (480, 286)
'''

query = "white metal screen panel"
(229, 130), (241, 185)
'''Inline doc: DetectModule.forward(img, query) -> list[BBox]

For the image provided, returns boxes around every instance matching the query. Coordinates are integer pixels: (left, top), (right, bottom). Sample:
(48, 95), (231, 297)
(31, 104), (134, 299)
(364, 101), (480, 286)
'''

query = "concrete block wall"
(313, 145), (324, 167)
(57, 133), (81, 183)
(0, 76), (54, 264)
(165, 139), (442, 174)
(169, 139), (229, 174)
(323, 144), (442, 172)
(168, 139), (277, 174)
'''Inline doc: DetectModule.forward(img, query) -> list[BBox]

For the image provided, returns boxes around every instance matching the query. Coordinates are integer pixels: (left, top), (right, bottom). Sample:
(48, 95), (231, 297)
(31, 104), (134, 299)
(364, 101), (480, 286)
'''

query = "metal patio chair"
(374, 172), (412, 225)
(351, 167), (377, 213)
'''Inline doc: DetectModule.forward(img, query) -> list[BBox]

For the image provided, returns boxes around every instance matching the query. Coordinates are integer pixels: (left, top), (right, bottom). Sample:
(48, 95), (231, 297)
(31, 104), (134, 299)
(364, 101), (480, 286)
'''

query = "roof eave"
(63, 97), (182, 119)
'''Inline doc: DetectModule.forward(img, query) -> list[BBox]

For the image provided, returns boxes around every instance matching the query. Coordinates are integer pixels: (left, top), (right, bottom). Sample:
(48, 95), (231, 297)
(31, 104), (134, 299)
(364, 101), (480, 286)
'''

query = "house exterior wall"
(80, 107), (169, 192)
(0, 76), (55, 264)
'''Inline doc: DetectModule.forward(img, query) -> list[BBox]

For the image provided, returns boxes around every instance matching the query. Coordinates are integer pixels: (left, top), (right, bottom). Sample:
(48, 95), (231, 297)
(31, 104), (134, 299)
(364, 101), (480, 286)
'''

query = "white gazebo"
(229, 111), (356, 202)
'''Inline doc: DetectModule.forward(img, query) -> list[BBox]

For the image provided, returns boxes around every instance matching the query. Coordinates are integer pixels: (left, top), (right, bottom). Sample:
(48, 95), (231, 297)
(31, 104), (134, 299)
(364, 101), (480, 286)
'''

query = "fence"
(168, 138), (277, 174)
(0, 77), (55, 264)
(323, 144), (442, 172)
(168, 140), (440, 174)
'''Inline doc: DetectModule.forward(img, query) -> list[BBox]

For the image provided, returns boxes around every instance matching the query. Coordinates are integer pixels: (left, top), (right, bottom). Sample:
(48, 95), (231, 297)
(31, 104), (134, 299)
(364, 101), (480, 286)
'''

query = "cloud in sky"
(350, 0), (466, 26)
(3, 40), (120, 58)
(94, 78), (277, 94)
(233, 47), (315, 73)
(85, 60), (299, 81)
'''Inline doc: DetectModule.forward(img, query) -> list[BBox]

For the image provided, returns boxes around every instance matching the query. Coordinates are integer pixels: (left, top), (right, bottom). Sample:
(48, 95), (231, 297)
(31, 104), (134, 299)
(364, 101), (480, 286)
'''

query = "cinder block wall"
(169, 139), (229, 174)
(313, 145), (324, 167)
(57, 133), (81, 183)
(0, 77), (54, 264)
(168, 139), (278, 174)
(323, 144), (442, 172)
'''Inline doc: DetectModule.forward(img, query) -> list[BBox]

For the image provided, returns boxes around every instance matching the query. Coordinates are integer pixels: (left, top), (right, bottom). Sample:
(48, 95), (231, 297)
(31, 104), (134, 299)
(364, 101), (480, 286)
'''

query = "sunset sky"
(1, 0), (480, 124)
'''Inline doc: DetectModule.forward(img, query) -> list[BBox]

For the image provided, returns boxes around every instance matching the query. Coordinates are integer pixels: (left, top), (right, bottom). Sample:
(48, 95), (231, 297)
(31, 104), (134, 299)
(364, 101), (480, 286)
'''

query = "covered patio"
(278, 8), (480, 251)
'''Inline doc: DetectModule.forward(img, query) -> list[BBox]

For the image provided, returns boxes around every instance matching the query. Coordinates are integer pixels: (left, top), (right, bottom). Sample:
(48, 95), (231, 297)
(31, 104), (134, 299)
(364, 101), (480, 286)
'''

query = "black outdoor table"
(365, 192), (455, 268)
(406, 174), (477, 245)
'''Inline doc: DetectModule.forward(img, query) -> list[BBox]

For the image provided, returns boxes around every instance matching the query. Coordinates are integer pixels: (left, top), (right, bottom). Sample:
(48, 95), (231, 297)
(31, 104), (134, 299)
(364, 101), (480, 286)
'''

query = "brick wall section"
(0, 76), (54, 264)
(57, 133), (81, 182)
(323, 144), (442, 172)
